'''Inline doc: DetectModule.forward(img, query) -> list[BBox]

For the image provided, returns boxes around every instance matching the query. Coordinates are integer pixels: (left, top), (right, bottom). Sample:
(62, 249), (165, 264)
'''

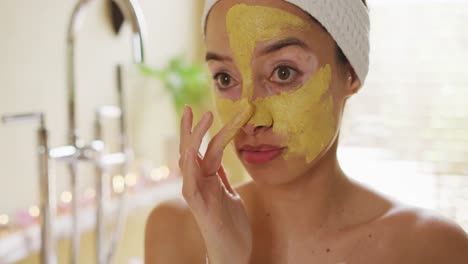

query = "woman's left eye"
(270, 66), (298, 84)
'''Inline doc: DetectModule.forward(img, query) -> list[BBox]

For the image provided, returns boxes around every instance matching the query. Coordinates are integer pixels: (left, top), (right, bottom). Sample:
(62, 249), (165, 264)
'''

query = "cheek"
(213, 95), (249, 125)
(251, 65), (337, 163)
(328, 72), (348, 116)
(289, 96), (336, 163)
(212, 79), (253, 123)
(211, 80), (245, 119)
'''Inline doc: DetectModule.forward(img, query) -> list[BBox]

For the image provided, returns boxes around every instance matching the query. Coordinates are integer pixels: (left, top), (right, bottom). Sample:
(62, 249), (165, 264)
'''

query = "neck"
(250, 142), (353, 240)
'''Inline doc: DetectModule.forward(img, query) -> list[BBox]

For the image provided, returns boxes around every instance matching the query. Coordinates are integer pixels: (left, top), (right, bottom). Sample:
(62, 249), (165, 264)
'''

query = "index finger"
(202, 102), (254, 175)
(179, 105), (193, 155)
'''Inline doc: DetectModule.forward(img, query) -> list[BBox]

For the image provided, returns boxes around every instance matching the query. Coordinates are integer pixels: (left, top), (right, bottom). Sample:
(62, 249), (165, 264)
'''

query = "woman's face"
(205, 0), (355, 185)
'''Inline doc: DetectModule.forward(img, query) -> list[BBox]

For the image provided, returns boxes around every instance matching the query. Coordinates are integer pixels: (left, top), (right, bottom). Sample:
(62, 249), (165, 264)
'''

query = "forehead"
(205, 0), (317, 51)
(206, 0), (312, 25)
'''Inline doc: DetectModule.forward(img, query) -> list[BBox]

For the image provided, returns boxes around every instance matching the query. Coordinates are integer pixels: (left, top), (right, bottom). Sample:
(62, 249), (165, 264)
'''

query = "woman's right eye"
(213, 72), (237, 90)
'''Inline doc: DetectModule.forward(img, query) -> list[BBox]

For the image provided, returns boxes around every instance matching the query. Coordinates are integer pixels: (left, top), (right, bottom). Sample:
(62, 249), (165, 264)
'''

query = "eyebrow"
(205, 52), (233, 62)
(205, 37), (309, 62)
(259, 37), (310, 56)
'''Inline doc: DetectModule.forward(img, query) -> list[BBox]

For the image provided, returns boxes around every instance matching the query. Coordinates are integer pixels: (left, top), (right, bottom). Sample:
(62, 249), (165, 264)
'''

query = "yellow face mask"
(213, 4), (336, 163)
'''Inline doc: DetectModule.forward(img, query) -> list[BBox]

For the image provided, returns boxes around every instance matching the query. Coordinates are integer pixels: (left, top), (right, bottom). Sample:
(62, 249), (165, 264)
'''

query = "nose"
(240, 98), (273, 136)
(241, 123), (255, 135)
(241, 123), (269, 136)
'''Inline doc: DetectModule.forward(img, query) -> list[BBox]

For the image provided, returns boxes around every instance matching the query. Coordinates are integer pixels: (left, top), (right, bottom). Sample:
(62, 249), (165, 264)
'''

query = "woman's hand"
(179, 105), (254, 264)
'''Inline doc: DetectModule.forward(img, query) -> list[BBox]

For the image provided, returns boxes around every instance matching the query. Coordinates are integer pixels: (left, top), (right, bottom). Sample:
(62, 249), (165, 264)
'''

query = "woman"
(145, 0), (468, 263)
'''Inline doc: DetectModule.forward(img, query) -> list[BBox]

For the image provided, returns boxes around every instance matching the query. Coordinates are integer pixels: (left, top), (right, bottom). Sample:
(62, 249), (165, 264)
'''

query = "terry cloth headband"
(202, 0), (370, 84)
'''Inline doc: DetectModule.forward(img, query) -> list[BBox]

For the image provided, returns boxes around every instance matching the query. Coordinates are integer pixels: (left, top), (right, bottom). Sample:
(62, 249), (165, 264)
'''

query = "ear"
(343, 65), (362, 98)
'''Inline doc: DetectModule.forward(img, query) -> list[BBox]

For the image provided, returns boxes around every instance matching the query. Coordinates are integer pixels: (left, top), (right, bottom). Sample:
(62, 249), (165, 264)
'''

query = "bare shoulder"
(345, 179), (468, 263)
(378, 204), (468, 263)
(145, 197), (206, 263)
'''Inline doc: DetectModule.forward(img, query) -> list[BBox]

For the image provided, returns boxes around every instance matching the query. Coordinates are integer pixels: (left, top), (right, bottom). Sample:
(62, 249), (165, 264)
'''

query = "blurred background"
(0, 0), (467, 263)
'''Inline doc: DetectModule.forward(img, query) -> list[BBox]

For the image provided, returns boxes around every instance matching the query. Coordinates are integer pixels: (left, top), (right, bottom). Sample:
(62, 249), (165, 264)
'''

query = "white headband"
(202, 0), (370, 84)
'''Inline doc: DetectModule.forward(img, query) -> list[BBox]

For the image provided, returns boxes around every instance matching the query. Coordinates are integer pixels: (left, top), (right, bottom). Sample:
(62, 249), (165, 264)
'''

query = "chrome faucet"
(2, 113), (57, 264)
(66, 0), (145, 148)
(60, 0), (146, 263)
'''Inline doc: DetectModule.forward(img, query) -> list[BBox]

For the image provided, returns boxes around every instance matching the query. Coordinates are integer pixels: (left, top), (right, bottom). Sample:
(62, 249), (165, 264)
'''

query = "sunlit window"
(339, 0), (468, 230)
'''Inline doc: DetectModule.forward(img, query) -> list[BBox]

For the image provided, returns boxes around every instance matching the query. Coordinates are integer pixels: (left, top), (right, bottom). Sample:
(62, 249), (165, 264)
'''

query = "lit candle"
(112, 174), (125, 193)
(125, 173), (138, 187)
(28, 206), (40, 218)
(61, 191), (73, 204)
(150, 166), (170, 182)
(0, 214), (9, 226)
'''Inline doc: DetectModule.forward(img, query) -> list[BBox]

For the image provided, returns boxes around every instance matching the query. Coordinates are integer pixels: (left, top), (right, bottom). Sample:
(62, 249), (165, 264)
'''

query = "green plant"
(139, 56), (210, 116)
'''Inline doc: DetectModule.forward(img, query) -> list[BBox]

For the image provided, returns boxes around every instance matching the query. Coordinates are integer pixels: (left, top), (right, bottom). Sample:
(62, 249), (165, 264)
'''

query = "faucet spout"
(113, 0), (146, 63)
(67, 0), (145, 63)
(66, 0), (146, 145)
(66, 0), (146, 137)
(64, 1), (146, 263)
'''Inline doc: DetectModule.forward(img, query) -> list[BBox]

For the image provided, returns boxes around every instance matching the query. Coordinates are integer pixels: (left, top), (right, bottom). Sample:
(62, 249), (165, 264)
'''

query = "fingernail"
(183, 105), (189, 116)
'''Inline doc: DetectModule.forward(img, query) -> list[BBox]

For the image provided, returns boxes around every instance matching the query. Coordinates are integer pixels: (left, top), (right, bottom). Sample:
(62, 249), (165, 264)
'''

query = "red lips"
(239, 144), (285, 164)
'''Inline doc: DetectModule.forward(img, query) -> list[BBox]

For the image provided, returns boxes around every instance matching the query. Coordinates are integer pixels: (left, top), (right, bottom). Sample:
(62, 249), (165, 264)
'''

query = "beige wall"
(0, 0), (195, 215)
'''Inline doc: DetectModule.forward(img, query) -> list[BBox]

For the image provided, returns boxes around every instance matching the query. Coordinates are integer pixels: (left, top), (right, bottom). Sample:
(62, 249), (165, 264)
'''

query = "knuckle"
(202, 157), (219, 173)
(181, 189), (189, 200)
(181, 185), (198, 202)
(181, 186), (191, 199)
(207, 134), (220, 147)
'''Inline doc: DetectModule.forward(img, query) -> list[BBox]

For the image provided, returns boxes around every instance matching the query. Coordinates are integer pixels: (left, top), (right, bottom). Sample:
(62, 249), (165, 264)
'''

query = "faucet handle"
(2, 112), (45, 127)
